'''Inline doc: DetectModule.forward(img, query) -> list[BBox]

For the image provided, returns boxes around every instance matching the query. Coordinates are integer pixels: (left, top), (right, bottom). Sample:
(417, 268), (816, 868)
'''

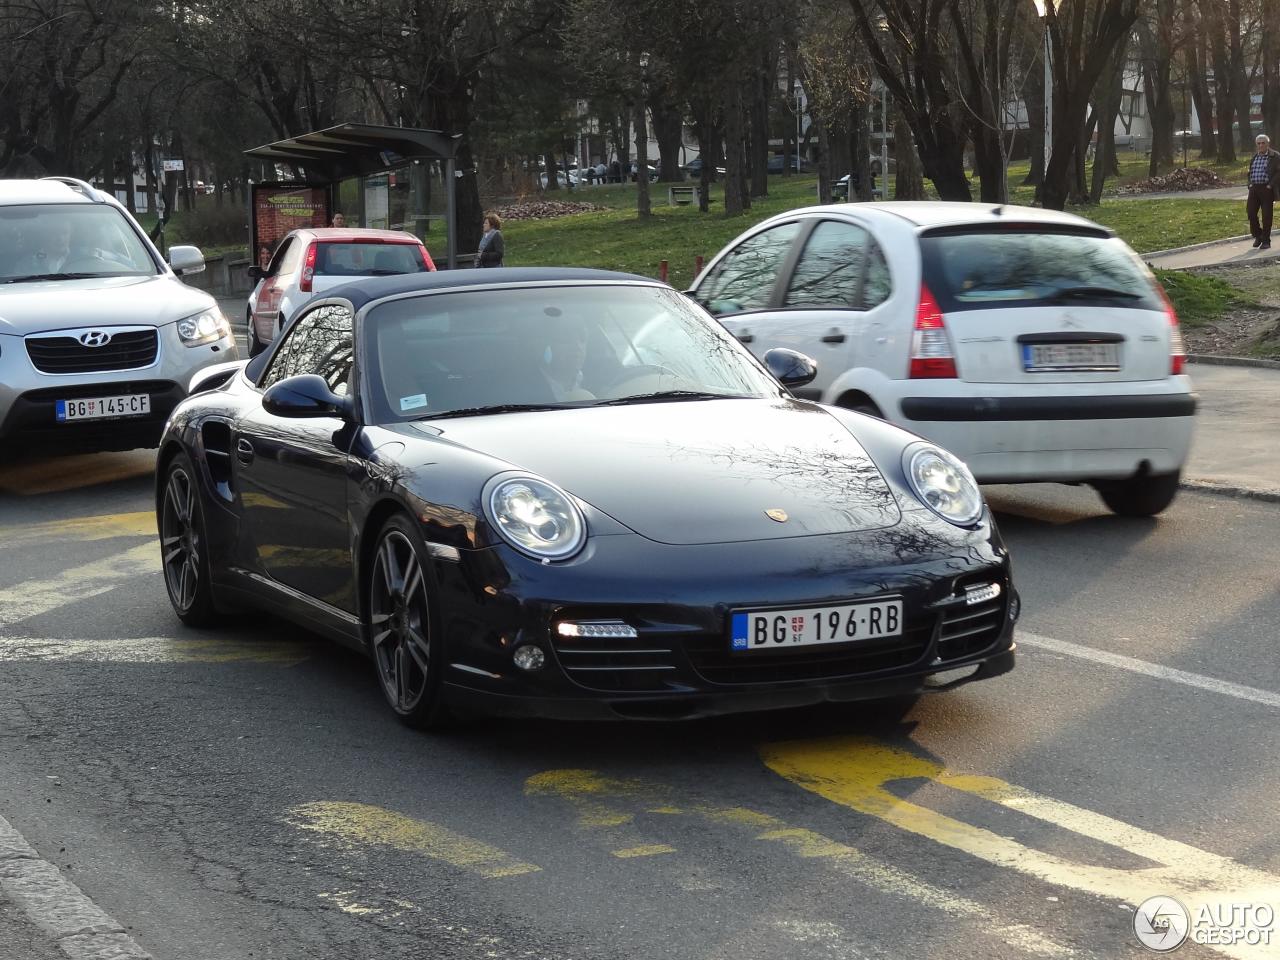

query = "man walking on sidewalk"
(1247, 134), (1280, 249)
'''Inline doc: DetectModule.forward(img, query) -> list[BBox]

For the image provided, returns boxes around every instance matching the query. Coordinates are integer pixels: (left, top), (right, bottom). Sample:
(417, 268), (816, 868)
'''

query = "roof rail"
(38, 176), (104, 202)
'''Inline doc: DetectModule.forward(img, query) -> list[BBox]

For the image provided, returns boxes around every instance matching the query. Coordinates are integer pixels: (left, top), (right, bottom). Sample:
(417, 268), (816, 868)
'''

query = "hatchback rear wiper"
(1045, 285), (1143, 300)
(1, 272), (110, 284)
(416, 402), (572, 420)
(594, 390), (746, 406)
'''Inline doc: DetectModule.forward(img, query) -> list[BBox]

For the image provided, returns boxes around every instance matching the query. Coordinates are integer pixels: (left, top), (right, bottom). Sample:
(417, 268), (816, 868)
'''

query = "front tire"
(160, 453), (220, 626)
(1094, 471), (1181, 517)
(247, 312), (267, 358)
(366, 515), (449, 728)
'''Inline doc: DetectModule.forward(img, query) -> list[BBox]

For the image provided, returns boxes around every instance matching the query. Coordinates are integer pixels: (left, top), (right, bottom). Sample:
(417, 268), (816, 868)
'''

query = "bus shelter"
(243, 123), (463, 269)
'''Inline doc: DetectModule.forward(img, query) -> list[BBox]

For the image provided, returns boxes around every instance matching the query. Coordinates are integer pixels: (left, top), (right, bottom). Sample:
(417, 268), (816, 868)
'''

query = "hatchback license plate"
(1023, 342), (1119, 371)
(56, 394), (151, 422)
(730, 599), (903, 652)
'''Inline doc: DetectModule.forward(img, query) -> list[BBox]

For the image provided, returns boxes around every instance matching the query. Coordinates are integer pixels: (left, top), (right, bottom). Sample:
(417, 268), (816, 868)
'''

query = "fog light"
(1009, 590), (1021, 622)
(555, 620), (638, 639)
(964, 582), (1002, 605)
(513, 645), (545, 672)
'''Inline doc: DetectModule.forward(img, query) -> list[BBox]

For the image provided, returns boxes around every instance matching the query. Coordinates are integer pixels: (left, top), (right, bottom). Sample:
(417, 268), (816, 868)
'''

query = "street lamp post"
(880, 81), (889, 199)
(1033, 0), (1052, 180)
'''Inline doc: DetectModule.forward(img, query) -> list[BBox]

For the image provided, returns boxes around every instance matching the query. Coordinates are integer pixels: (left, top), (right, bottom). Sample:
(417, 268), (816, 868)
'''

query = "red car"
(246, 228), (435, 356)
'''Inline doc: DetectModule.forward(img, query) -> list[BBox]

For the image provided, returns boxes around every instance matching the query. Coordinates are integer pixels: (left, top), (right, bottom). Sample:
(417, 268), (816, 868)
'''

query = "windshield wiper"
(415, 402), (572, 420)
(1, 272), (111, 284)
(594, 390), (746, 406)
(1045, 285), (1143, 300)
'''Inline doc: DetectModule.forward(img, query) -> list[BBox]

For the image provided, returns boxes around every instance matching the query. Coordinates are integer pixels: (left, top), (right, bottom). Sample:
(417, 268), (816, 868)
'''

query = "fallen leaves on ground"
(490, 199), (608, 221)
(1114, 168), (1228, 195)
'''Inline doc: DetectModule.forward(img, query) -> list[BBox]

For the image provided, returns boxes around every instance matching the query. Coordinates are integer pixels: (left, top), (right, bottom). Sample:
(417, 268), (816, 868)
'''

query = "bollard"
(659, 259), (669, 283)
(694, 254), (704, 277)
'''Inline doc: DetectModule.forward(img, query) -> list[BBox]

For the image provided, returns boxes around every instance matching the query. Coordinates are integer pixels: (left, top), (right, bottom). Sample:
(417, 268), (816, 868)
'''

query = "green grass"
(505, 175), (1246, 283)
(1153, 269), (1254, 327)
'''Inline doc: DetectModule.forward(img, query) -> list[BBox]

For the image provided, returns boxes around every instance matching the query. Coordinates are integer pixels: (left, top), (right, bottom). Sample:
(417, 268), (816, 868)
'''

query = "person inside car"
(539, 313), (594, 402)
(20, 219), (74, 275)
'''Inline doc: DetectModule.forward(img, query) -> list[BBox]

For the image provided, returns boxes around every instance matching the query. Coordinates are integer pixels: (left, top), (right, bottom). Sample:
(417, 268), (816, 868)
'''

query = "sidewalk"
(1145, 236), (1280, 270)
(1186, 361), (1280, 498)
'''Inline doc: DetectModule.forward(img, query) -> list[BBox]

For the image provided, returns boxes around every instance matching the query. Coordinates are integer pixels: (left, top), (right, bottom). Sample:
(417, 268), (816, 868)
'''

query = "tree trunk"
(544, 152), (561, 191)
(1023, 60), (1045, 187)
(722, 82), (748, 215)
(852, 104), (873, 201)
(894, 116), (925, 199)
(782, 58), (797, 178)
(1229, 0), (1253, 151)
(815, 118), (833, 204)
(1090, 53), (1125, 203)
(1186, 38), (1217, 161)
(1264, 0), (1280, 141)
(651, 98), (685, 182)
(1203, 0), (1237, 162)
(634, 98), (651, 219)
(749, 50), (771, 198)
(1139, 15), (1176, 176)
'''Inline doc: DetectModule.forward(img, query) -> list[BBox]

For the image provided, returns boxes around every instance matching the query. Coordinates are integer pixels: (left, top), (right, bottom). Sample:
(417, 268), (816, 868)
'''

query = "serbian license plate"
(1023, 342), (1120, 371)
(730, 599), (903, 652)
(55, 394), (151, 423)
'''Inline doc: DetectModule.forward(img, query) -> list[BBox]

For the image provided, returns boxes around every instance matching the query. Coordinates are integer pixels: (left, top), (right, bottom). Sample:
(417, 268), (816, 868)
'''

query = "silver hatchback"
(0, 177), (237, 456)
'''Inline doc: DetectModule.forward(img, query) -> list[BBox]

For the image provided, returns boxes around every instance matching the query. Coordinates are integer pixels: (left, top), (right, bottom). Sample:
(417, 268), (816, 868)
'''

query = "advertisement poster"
(251, 184), (329, 269)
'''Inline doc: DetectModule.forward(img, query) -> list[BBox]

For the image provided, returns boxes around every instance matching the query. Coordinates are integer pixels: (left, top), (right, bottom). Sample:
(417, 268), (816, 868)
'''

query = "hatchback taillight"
(300, 242), (318, 293)
(909, 284), (958, 379)
(1156, 284), (1186, 375)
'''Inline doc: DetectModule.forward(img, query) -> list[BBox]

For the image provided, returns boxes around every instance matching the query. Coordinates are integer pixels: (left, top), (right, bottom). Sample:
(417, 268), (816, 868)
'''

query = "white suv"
(691, 202), (1195, 516)
(0, 177), (236, 456)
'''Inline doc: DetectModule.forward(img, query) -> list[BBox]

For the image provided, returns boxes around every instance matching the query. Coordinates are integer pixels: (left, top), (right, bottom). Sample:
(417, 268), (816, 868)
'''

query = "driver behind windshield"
(20, 219), (73, 275)
(540, 313), (595, 402)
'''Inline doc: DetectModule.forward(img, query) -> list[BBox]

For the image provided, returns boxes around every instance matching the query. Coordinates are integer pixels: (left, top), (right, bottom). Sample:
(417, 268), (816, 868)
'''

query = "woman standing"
(477, 213), (505, 267)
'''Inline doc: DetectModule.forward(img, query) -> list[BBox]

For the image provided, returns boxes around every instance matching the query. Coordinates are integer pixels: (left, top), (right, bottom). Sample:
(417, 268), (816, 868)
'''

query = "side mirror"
(763, 348), (818, 389)
(247, 265), (264, 282)
(168, 245), (205, 276)
(263, 374), (354, 419)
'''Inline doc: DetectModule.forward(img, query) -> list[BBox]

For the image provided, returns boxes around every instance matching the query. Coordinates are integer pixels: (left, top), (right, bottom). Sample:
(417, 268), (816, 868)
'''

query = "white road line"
(0, 543), (158, 627)
(1019, 631), (1280, 710)
(0, 812), (152, 958)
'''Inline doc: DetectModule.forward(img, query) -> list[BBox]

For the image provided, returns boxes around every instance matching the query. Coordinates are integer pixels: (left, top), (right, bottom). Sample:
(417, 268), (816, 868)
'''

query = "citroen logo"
(1061, 314), (1082, 330)
(765, 509), (788, 523)
(78, 330), (112, 348)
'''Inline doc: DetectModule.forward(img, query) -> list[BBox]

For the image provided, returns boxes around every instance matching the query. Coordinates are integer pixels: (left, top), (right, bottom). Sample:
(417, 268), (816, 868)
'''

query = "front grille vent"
(552, 636), (678, 692)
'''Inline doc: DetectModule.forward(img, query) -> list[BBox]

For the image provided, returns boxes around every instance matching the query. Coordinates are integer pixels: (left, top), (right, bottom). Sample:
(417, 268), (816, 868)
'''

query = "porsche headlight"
(904, 444), (984, 527)
(487, 476), (586, 560)
(177, 308), (231, 346)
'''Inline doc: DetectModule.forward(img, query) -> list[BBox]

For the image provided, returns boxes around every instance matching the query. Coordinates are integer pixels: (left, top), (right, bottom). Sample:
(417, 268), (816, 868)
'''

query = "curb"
(1181, 478), (1280, 504)
(0, 813), (151, 959)
(1142, 234), (1252, 260)
(1187, 354), (1280, 370)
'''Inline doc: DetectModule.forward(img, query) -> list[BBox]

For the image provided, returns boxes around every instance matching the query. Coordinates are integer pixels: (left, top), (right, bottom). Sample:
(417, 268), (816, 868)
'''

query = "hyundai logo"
(78, 330), (112, 348)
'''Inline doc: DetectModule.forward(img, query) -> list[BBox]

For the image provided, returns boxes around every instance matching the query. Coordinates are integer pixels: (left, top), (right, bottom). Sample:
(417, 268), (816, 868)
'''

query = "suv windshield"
(0, 204), (157, 283)
(919, 228), (1160, 312)
(366, 284), (777, 421)
(314, 241), (428, 278)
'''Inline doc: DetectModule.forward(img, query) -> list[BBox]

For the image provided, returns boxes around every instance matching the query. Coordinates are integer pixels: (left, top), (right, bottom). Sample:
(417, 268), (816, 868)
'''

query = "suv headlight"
(177, 308), (231, 347)
(486, 475), (586, 560)
(904, 443), (984, 527)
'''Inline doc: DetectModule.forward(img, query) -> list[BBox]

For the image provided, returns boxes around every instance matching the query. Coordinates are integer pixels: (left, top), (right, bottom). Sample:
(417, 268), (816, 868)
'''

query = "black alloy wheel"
(367, 516), (447, 728)
(160, 454), (219, 626)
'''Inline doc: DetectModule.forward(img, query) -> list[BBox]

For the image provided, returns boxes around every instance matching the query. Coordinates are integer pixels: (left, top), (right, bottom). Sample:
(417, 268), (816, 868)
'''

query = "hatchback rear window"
(919, 228), (1160, 312)
(315, 242), (428, 277)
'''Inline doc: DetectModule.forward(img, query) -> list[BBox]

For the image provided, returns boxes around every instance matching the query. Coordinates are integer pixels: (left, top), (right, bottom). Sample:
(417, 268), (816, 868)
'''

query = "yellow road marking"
(0, 542), (158, 626)
(288, 801), (540, 879)
(0, 511), (154, 550)
(0, 635), (309, 665)
(612, 844), (677, 858)
(0, 451), (155, 496)
(761, 736), (1280, 960)
(527, 769), (1075, 958)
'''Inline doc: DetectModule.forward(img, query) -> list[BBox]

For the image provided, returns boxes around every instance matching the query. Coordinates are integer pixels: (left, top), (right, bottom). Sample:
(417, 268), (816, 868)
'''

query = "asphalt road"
(1, 451), (1277, 960)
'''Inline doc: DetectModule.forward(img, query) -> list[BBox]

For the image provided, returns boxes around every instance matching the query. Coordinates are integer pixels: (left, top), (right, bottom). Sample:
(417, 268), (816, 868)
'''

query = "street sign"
(162, 159), (184, 172)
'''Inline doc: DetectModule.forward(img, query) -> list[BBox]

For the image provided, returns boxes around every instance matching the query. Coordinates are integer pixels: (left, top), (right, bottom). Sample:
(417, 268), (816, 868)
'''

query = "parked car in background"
(690, 202), (1195, 516)
(0, 177), (235, 456)
(157, 267), (1017, 726)
(682, 157), (727, 179)
(767, 155), (812, 174)
(246, 228), (435, 357)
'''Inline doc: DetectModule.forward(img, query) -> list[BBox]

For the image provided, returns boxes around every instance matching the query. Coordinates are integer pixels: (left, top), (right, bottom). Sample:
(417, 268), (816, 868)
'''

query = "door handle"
(235, 438), (255, 465)
(821, 331), (847, 344)
(737, 332), (754, 344)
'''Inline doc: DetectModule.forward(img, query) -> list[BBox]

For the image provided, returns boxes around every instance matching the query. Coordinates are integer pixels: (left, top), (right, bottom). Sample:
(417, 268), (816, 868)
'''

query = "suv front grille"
(26, 330), (158, 373)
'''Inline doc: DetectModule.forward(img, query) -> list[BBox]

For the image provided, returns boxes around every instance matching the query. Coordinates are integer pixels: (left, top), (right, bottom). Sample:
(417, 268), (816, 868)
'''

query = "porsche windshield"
(0, 204), (158, 282)
(367, 284), (779, 419)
